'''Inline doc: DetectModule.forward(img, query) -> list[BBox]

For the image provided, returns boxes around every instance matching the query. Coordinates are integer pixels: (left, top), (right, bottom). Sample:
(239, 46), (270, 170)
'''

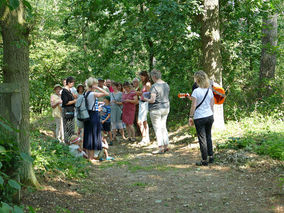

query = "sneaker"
(106, 156), (115, 161)
(195, 161), (208, 166)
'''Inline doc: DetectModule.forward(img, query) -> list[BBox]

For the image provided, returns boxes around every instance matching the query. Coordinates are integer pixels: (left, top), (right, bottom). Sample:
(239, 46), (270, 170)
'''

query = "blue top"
(101, 105), (111, 122)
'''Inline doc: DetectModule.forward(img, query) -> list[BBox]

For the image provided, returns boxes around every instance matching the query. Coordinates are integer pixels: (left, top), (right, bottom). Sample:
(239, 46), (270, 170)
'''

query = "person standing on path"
(51, 84), (64, 142)
(106, 79), (114, 93)
(97, 78), (110, 104)
(83, 77), (109, 162)
(132, 78), (141, 136)
(61, 76), (77, 143)
(188, 71), (214, 166)
(110, 82), (126, 142)
(144, 70), (170, 154)
(76, 84), (85, 137)
(122, 82), (138, 142)
(136, 71), (151, 146)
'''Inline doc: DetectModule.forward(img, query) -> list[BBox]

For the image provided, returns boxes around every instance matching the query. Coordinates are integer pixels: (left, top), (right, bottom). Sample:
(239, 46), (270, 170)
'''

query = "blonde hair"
(194, 71), (210, 88)
(85, 77), (98, 88)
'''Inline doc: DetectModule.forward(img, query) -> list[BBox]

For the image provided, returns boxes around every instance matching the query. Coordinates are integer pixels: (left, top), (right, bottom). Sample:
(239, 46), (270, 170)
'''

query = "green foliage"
(0, 117), (22, 204)
(0, 202), (24, 213)
(216, 113), (284, 160)
(30, 131), (88, 179)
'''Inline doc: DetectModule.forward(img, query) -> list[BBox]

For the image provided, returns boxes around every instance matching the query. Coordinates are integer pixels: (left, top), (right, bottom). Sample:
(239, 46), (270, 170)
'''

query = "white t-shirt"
(191, 88), (214, 119)
(87, 92), (99, 111)
(69, 144), (85, 157)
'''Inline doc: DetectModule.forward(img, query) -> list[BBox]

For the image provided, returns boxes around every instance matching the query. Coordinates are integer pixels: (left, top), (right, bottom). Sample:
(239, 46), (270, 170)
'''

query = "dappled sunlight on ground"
(22, 117), (284, 212)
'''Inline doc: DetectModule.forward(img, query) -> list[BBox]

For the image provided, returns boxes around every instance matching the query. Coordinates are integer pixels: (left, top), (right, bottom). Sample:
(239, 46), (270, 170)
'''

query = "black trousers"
(194, 115), (214, 161)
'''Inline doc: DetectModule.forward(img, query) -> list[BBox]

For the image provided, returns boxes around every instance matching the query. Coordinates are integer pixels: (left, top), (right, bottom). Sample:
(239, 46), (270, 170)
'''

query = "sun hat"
(70, 135), (81, 144)
(53, 84), (62, 90)
(76, 84), (84, 89)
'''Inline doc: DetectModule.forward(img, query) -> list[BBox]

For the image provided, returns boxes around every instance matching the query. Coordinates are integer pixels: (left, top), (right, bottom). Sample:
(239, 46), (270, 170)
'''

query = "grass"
(130, 182), (148, 188)
(214, 113), (284, 160)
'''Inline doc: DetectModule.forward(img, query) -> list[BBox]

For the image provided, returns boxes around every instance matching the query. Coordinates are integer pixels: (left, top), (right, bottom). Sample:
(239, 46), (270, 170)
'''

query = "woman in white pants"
(136, 71), (151, 145)
(143, 69), (170, 154)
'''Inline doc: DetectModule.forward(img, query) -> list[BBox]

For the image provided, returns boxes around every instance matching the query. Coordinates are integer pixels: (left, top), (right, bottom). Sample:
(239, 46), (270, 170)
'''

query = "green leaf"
(0, 162), (2, 169)
(9, 0), (19, 9)
(0, 146), (6, 154)
(8, 179), (21, 190)
(13, 205), (24, 213)
(0, 176), (4, 185)
(0, 202), (13, 211)
(0, 118), (14, 132)
(23, 0), (32, 10)
(20, 152), (34, 163)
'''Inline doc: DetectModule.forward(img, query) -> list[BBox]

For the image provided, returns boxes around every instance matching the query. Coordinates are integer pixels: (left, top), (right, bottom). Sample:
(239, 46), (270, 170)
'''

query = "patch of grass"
(130, 182), (148, 188)
(128, 164), (179, 173)
(215, 114), (284, 160)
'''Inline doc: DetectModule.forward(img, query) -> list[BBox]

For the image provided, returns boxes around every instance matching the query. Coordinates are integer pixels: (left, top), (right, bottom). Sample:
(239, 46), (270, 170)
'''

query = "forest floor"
(22, 122), (284, 213)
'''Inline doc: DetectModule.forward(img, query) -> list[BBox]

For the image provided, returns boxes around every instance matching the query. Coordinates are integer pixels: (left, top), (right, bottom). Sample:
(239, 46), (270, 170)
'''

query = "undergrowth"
(30, 130), (89, 179)
(215, 112), (284, 160)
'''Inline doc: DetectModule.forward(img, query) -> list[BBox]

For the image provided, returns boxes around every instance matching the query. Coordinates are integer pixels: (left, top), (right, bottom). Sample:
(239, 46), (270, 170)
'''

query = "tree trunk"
(201, 0), (225, 129)
(0, 2), (39, 187)
(259, 14), (277, 93)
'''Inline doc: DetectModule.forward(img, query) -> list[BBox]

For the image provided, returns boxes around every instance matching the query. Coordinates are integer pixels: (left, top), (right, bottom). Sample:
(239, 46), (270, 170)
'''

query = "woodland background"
(0, 0), (283, 212)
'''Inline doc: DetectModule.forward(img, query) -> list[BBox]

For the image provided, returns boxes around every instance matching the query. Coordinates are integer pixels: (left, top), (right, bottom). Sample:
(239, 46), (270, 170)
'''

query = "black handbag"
(63, 106), (74, 119)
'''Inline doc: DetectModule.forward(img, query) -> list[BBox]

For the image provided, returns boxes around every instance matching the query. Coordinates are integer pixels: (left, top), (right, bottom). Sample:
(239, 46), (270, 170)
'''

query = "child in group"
(100, 96), (113, 145)
(69, 135), (88, 158)
(95, 134), (114, 161)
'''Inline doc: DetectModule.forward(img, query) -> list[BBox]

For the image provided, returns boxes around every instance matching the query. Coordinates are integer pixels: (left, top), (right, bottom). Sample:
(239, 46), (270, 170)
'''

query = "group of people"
(50, 69), (171, 162)
(51, 69), (215, 166)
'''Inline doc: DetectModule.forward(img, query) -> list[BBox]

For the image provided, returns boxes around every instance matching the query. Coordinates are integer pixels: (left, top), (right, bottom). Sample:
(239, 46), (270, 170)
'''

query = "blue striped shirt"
(101, 105), (111, 122)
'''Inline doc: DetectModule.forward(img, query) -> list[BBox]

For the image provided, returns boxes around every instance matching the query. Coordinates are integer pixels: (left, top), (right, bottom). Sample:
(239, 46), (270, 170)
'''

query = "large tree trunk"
(201, 0), (225, 129)
(259, 14), (277, 94)
(0, 2), (39, 186)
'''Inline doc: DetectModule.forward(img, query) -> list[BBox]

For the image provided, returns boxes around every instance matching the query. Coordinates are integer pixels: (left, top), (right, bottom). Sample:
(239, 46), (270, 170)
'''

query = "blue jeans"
(194, 115), (214, 161)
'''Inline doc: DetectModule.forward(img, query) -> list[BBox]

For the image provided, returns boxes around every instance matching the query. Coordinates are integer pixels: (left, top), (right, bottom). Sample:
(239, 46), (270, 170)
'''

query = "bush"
(215, 113), (284, 160)
(30, 131), (89, 179)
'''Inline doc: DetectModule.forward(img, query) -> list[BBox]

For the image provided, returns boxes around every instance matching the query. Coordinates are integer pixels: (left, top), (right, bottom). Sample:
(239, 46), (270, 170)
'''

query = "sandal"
(164, 148), (170, 153)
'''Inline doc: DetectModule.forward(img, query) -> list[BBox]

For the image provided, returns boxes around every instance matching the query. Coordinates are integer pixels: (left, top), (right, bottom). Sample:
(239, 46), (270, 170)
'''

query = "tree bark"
(201, 0), (225, 129)
(0, 2), (39, 187)
(259, 14), (277, 91)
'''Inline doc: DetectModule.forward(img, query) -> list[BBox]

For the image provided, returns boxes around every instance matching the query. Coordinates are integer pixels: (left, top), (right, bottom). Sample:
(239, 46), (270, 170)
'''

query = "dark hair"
(76, 85), (84, 93)
(123, 81), (131, 88)
(118, 82), (123, 92)
(66, 76), (75, 85)
(112, 82), (119, 87)
(139, 71), (150, 85)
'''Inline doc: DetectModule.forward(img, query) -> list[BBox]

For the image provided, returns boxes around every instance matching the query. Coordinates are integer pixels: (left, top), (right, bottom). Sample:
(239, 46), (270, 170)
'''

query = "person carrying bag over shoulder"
(188, 71), (214, 166)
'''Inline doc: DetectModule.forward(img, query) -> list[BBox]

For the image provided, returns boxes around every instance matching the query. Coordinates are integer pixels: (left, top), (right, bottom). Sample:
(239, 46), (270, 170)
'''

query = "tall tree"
(201, 0), (225, 129)
(259, 13), (278, 93)
(0, 0), (38, 186)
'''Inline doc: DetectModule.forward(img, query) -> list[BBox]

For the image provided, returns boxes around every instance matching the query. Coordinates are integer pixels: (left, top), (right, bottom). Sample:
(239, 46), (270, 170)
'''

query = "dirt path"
(22, 129), (283, 213)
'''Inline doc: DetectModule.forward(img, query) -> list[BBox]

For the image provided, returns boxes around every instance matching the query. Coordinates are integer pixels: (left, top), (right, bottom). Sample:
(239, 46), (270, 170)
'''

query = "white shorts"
(138, 101), (148, 122)
(102, 141), (109, 149)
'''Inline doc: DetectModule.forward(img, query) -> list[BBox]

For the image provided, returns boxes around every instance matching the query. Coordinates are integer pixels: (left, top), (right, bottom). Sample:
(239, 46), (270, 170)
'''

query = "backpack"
(75, 91), (96, 121)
